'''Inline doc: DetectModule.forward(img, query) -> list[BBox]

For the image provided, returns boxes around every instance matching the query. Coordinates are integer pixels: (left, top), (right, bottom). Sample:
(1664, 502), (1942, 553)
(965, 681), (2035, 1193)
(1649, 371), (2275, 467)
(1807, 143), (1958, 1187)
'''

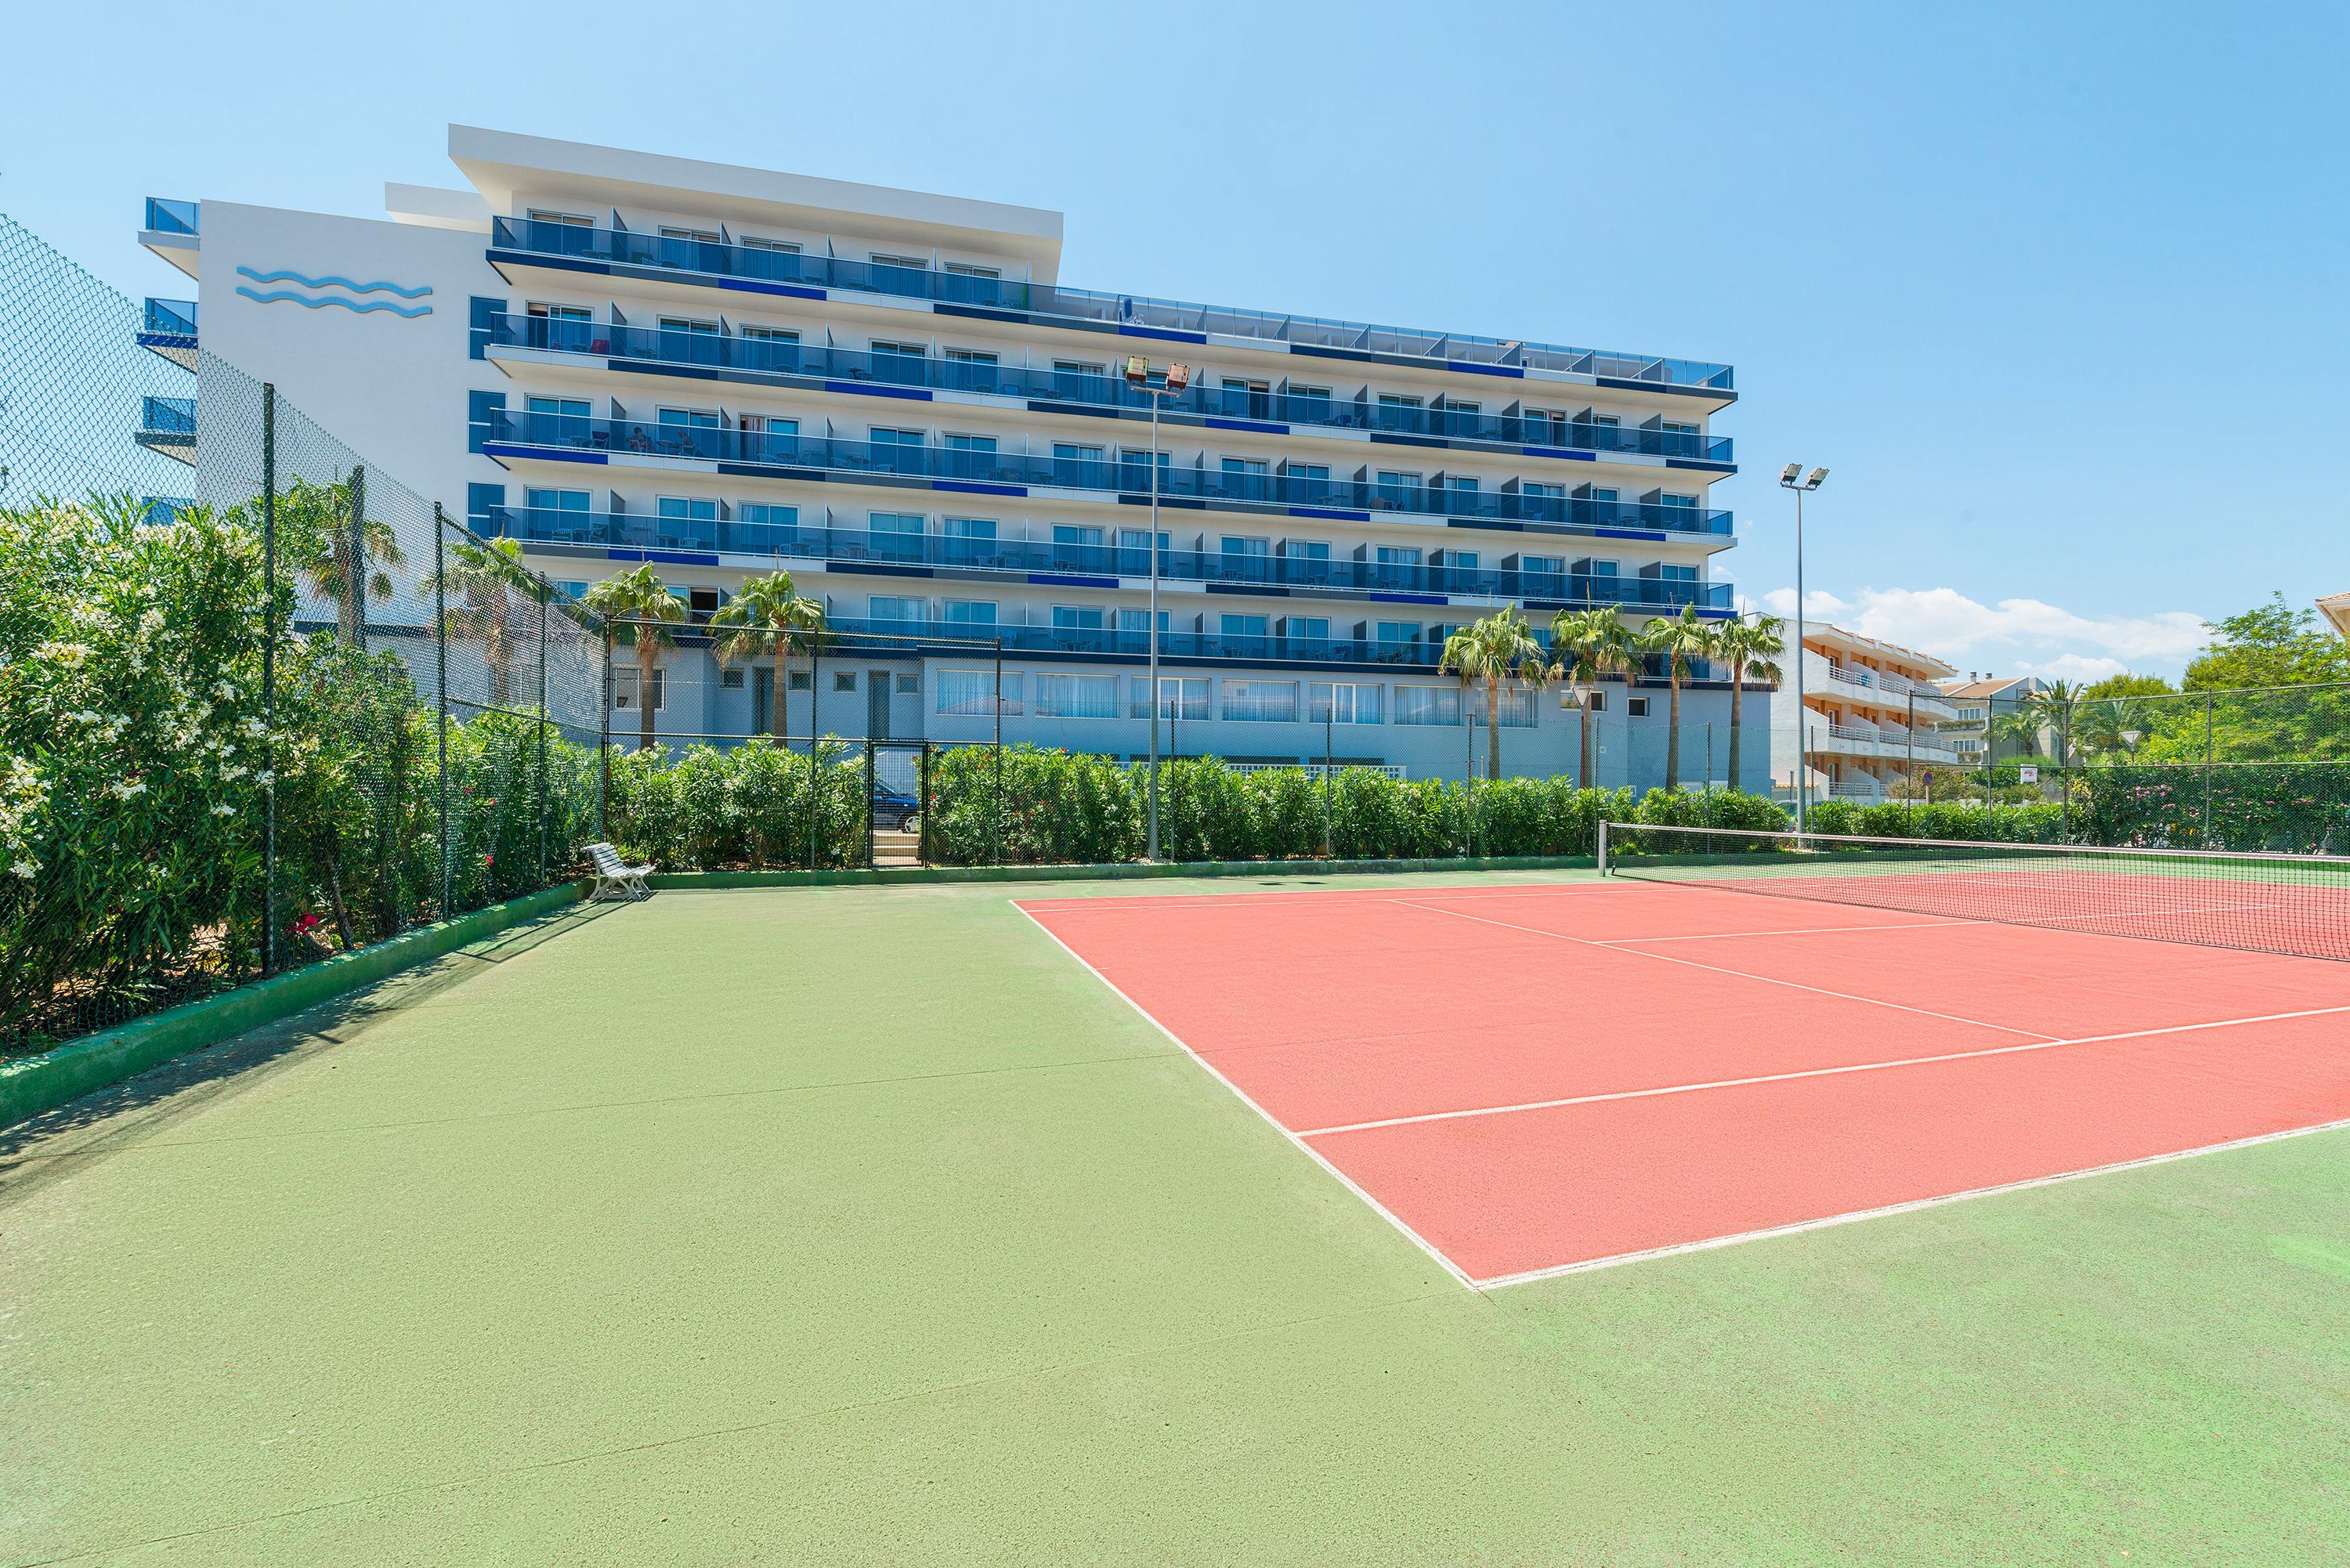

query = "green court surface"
(5, 875), (2348, 1564)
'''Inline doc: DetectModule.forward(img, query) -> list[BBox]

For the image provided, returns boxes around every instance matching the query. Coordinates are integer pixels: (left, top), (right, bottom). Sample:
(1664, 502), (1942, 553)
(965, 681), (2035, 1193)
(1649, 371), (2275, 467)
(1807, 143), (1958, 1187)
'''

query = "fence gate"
(870, 742), (928, 868)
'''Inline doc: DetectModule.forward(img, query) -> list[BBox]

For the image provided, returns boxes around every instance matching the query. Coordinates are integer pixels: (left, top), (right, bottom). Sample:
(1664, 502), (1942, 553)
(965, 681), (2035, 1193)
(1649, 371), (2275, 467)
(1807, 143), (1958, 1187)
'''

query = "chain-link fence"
(1, 213), (606, 1054)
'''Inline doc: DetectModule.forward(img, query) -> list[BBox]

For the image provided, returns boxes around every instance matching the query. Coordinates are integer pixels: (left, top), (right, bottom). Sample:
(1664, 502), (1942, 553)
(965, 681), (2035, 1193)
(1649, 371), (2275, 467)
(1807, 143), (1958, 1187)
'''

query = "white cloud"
(1757, 587), (1849, 617)
(2013, 653), (2132, 683)
(1758, 585), (2208, 677)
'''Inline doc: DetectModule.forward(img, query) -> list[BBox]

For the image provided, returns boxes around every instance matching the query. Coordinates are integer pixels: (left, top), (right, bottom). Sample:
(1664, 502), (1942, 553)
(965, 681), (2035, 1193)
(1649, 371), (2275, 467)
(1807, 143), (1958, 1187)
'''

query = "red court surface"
(1020, 881), (2350, 1286)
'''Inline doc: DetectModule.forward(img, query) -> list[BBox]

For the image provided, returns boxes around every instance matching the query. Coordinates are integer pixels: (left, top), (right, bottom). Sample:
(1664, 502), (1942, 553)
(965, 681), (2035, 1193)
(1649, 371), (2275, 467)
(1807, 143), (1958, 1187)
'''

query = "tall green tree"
(1630, 605), (1718, 792)
(280, 476), (406, 649)
(584, 565), (687, 752)
(709, 569), (827, 744)
(1549, 606), (1635, 788)
(1439, 607), (1553, 783)
(1712, 613), (1786, 791)
(421, 535), (538, 710)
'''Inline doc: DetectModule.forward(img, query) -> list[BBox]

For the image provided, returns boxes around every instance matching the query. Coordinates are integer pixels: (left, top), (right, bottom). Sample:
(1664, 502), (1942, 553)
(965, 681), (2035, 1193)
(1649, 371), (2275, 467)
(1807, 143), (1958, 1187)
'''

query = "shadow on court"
(0, 901), (624, 1199)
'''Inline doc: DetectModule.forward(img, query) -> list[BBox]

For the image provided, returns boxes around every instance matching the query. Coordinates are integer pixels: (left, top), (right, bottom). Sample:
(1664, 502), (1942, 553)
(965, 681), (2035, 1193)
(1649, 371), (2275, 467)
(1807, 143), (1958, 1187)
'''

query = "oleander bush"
(2, 498), (604, 1046)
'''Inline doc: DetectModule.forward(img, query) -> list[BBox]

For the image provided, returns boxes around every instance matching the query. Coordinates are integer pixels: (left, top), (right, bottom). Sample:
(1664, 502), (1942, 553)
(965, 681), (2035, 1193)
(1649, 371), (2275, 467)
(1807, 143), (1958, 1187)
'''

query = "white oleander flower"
(254, 769), (276, 786)
(109, 779), (148, 800)
(9, 860), (36, 880)
(36, 641), (91, 670)
(213, 679), (237, 699)
(211, 803), (237, 818)
(220, 763), (248, 781)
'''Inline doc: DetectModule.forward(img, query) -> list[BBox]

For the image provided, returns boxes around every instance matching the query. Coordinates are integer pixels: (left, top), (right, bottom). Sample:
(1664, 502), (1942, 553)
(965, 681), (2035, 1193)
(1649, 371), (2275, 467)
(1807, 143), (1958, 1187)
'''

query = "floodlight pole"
(1130, 360), (1189, 862)
(1780, 466), (1827, 834)
(1146, 388), (1163, 861)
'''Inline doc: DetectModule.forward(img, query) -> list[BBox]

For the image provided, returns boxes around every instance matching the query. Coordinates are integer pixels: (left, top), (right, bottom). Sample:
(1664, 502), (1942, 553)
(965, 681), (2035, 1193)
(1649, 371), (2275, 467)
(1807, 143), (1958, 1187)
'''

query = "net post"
(863, 738), (877, 870)
(1596, 818), (1610, 876)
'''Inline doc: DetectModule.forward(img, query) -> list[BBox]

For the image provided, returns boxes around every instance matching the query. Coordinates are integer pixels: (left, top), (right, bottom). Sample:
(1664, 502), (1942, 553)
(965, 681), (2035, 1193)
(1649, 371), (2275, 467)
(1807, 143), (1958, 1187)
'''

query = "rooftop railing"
(488, 216), (1734, 392)
(482, 410), (1734, 538)
(484, 507), (1731, 610)
(484, 313), (1731, 461)
(143, 198), (199, 237)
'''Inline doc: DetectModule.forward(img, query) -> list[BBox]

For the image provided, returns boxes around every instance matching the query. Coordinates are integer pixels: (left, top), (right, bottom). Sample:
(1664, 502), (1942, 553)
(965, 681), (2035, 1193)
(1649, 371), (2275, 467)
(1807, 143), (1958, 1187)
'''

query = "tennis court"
(1023, 827), (2350, 1286)
(9, 852), (2350, 1563)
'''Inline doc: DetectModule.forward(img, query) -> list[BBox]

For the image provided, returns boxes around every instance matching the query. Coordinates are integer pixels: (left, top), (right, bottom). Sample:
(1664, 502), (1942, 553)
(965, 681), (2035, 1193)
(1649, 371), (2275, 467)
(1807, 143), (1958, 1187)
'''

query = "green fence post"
(432, 504), (452, 919)
(261, 384), (278, 976)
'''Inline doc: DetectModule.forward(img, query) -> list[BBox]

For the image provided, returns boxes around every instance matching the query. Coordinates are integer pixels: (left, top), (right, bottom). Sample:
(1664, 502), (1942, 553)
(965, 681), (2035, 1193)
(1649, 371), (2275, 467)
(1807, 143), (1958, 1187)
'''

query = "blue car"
(871, 780), (920, 832)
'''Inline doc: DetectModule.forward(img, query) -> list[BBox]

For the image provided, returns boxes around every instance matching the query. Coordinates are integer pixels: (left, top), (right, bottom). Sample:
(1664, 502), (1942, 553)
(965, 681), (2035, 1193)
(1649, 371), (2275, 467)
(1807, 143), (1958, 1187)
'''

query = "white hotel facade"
(136, 126), (1755, 783)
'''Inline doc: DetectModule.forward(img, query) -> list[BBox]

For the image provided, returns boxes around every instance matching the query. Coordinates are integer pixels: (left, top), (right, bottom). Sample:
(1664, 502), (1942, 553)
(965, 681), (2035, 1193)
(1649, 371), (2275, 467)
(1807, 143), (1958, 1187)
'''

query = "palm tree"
(1631, 605), (1717, 792)
(421, 534), (539, 710)
(1549, 606), (1635, 787)
(584, 564), (688, 751)
(1712, 613), (1786, 791)
(1439, 608), (1553, 783)
(709, 569), (827, 744)
(2024, 681), (2084, 767)
(282, 476), (406, 649)
(2073, 695), (2149, 761)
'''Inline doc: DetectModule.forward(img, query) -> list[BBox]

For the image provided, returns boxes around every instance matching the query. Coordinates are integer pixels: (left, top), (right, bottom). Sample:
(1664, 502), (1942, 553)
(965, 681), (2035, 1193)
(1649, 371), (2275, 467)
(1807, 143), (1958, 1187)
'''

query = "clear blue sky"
(8, 0), (2344, 679)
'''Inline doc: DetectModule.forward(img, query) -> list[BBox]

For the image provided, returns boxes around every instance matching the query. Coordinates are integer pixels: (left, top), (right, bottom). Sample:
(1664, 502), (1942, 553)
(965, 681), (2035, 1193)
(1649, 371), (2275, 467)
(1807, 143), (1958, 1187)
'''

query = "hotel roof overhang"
(446, 125), (1066, 283)
(2320, 591), (2350, 641)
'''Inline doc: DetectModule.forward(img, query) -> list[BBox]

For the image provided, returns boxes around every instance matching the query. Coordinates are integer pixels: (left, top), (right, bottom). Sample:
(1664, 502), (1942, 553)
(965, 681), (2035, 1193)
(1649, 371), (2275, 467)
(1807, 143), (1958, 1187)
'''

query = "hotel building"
(136, 126), (1752, 782)
(1770, 624), (1962, 800)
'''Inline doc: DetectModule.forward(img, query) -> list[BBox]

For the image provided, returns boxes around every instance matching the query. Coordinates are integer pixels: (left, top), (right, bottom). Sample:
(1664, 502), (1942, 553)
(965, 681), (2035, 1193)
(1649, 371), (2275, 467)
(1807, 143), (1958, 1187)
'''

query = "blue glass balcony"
(487, 506), (1732, 613)
(486, 218), (1733, 393)
(143, 198), (199, 237)
(483, 314), (1730, 462)
(137, 298), (198, 369)
(135, 396), (197, 464)
(480, 410), (1733, 540)
(818, 618), (1462, 670)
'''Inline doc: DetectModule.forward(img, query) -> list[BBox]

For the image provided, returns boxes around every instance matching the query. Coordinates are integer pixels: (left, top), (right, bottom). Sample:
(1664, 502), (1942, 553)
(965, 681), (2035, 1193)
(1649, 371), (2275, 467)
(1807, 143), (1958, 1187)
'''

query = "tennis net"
(1597, 822), (2350, 964)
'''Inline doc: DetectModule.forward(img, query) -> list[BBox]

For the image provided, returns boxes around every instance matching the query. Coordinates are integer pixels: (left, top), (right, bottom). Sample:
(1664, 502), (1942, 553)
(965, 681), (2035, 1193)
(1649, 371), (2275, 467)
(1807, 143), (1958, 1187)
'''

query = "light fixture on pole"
(1778, 464), (1828, 833)
(1126, 356), (1191, 860)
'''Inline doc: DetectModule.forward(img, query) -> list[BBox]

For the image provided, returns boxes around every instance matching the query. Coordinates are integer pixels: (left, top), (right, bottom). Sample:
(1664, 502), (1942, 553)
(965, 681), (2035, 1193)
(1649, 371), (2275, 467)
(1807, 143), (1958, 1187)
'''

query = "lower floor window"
(1309, 682), (1383, 724)
(1131, 676), (1209, 721)
(1220, 679), (1299, 723)
(613, 667), (665, 713)
(1392, 685), (1461, 726)
(1470, 688), (1540, 728)
(1036, 672), (1120, 718)
(936, 668), (1021, 717)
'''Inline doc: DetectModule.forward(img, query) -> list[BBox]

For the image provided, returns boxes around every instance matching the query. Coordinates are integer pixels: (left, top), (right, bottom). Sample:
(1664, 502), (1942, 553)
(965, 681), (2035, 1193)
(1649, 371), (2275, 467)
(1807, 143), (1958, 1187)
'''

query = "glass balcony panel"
(143, 198), (198, 236)
(486, 218), (1731, 392)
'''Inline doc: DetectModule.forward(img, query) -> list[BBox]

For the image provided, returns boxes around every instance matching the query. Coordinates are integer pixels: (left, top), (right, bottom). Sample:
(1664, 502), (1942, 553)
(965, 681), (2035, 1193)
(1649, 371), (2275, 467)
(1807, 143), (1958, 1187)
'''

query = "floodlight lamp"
(1806, 467), (1829, 488)
(1123, 356), (1149, 386)
(1779, 462), (1802, 485)
(1165, 363), (1192, 394)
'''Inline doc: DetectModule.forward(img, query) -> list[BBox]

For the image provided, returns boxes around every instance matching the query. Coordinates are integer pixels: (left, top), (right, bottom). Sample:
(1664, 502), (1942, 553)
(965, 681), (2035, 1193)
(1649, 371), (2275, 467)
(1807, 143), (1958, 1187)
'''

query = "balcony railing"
(480, 410), (1734, 537)
(143, 298), (197, 337)
(143, 198), (199, 237)
(486, 217), (1734, 392)
(819, 618), (1495, 671)
(483, 507), (1733, 610)
(483, 314), (1732, 462)
(139, 396), (196, 436)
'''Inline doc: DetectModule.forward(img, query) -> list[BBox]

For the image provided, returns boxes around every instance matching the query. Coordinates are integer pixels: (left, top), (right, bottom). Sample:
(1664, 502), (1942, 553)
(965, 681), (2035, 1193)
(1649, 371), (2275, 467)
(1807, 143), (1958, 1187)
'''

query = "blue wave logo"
(236, 266), (432, 298)
(236, 285), (434, 317)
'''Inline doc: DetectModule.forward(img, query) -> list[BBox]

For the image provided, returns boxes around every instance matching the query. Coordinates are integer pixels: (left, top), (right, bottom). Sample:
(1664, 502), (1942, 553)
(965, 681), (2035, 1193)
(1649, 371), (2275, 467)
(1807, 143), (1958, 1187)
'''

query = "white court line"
(1021, 880), (1645, 913)
(1011, 903), (1478, 1289)
(1297, 1002), (2350, 1138)
(1400, 900), (2057, 1042)
(1605, 918), (1990, 944)
(1473, 1115), (2350, 1288)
